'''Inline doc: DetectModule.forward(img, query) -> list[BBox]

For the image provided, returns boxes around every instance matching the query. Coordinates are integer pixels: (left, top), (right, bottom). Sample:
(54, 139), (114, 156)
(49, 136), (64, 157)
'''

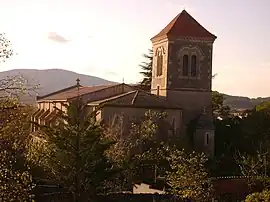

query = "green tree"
(0, 34), (36, 201)
(166, 149), (212, 201)
(104, 110), (173, 190)
(256, 101), (270, 112)
(139, 49), (153, 90)
(0, 149), (35, 202)
(28, 100), (118, 201)
(0, 104), (35, 151)
(212, 91), (230, 118)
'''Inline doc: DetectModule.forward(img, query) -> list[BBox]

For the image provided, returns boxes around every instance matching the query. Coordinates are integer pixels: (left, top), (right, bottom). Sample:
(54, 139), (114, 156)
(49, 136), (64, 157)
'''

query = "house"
(32, 10), (216, 155)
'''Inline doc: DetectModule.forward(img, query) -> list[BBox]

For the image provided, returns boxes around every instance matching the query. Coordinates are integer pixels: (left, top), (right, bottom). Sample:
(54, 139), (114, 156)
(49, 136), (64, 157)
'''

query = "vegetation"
(167, 149), (212, 201)
(0, 150), (35, 202)
(0, 34), (36, 201)
(0, 33), (13, 63)
(28, 101), (118, 201)
(104, 110), (172, 190)
(244, 189), (270, 202)
(138, 49), (153, 90)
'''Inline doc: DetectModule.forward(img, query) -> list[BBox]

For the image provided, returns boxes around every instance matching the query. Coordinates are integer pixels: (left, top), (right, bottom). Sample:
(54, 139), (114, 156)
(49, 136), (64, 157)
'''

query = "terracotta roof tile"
(151, 10), (216, 41)
(37, 85), (113, 101)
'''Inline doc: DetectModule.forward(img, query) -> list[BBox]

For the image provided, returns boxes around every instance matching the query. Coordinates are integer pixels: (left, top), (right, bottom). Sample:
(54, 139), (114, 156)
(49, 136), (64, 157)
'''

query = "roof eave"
(37, 99), (67, 103)
(150, 35), (168, 43)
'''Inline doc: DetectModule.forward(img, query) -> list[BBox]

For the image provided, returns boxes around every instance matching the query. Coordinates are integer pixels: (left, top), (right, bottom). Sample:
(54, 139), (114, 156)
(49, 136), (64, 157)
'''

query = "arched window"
(156, 50), (163, 76)
(182, 54), (189, 76)
(191, 55), (197, 77)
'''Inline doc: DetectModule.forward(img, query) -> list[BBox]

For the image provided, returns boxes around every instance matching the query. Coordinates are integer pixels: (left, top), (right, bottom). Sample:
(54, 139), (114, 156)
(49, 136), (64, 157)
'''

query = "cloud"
(48, 32), (70, 43)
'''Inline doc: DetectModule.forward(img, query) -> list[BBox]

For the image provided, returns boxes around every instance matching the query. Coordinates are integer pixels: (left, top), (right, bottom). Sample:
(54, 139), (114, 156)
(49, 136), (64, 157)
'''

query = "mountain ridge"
(0, 69), (269, 109)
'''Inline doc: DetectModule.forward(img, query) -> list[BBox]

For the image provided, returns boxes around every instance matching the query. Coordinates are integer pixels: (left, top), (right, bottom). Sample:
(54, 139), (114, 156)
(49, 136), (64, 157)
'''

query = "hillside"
(223, 94), (270, 110)
(0, 68), (269, 108)
(0, 69), (116, 103)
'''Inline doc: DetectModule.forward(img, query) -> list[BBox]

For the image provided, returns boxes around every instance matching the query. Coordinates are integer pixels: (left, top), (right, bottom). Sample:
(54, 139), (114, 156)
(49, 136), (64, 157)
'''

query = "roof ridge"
(37, 84), (81, 100)
(93, 90), (137, 105)
(68, 83), (126, 100)
(131, 90), (139, 105)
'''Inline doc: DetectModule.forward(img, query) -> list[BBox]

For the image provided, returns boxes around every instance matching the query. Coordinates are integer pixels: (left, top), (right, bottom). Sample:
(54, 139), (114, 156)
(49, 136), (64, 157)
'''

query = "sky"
(0, 0), (270, 98)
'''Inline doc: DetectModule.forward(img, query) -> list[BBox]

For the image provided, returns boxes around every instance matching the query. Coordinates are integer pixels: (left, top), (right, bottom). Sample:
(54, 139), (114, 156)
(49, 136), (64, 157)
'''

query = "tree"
(166, 149), (212, 201)
(27, 100), (118, 201)
(0, 33), (38, 102)
(0, 104), (35, 151)
(0, 34), (36, 201)
(212, 91), (230, 118)
(0, 149), (35, 202)
(0, 33), (13, 63)
(139, 49), (153, 90)
(244, 189), (270, 202)
(104, 110), (173, 190)
(236, 151), (270, 201)
(256, 101), (270, 112)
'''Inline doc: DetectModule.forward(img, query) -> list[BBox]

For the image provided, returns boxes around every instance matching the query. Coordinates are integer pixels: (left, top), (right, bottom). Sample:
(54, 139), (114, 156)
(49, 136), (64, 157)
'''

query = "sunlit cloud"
(48, 32), (70, 43)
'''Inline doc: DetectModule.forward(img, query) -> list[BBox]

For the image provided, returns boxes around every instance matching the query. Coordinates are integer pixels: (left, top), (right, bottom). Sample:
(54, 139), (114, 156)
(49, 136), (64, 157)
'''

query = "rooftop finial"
(76, 78), (80, 87)
(122, 77), (125, 84)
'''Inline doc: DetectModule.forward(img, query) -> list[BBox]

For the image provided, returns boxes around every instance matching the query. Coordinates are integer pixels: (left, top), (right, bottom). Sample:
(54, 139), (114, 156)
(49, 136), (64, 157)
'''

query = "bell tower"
(151, 10), (217, 155)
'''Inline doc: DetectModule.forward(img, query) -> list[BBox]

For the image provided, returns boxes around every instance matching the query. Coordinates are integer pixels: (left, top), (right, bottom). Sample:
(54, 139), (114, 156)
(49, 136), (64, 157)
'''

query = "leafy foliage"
(27, 100), (118, 201)
(245, 189), (270, 202)
(0, 34), (38, 101)
(104, 110), (173, 189)
(256, 101), (270, 112)
(0, 150), (35, 202)
(166, 149), (212, 201)
(0, 102), (36, 201)
(0, 33), (13, 63)
(212, 91), (230, 118)
(0, 104), (34, 151)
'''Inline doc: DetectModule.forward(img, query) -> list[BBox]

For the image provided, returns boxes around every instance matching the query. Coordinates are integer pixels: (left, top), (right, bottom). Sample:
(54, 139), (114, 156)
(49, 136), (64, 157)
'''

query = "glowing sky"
(0, 0), (270, 98)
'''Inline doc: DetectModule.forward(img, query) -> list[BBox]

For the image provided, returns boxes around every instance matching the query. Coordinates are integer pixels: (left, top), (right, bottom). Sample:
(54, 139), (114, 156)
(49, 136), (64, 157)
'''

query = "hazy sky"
(0, 0), (270, 98)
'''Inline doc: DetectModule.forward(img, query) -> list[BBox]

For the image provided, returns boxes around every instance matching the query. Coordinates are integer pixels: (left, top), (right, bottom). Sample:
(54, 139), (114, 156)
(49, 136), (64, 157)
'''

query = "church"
(32, 10), (216, 155)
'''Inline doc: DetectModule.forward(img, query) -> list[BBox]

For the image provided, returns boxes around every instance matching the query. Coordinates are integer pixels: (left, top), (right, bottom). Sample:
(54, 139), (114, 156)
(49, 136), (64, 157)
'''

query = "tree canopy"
(139, 49), (153, 90)
(27, 101), (118, 201)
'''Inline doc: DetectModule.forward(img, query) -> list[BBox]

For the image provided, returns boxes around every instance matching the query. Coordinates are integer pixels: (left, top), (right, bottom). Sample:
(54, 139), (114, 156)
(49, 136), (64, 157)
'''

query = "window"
(156, 50), (163, 76)
(205, 132), (210, 146)
(157, 86), (160, 96)
(182, 54), (189, 76)
(191, 55), (197, 77)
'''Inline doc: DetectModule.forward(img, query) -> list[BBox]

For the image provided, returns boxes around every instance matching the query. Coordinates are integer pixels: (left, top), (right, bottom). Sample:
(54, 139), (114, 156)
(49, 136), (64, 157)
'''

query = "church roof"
(88, 90), (181, 109)
(151, 10), (216, 41)
(37, 85), (114, 101)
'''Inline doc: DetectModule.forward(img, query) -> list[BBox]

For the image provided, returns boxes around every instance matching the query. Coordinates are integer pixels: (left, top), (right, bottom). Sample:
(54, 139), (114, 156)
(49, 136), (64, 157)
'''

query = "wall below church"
(101, 106), (182, 136)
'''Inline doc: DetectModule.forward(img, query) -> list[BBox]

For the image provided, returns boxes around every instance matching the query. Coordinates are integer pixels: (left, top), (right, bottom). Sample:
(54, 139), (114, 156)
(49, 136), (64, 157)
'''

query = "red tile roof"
(151, 10), (216, 41)
(37, 85), (113, 101)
